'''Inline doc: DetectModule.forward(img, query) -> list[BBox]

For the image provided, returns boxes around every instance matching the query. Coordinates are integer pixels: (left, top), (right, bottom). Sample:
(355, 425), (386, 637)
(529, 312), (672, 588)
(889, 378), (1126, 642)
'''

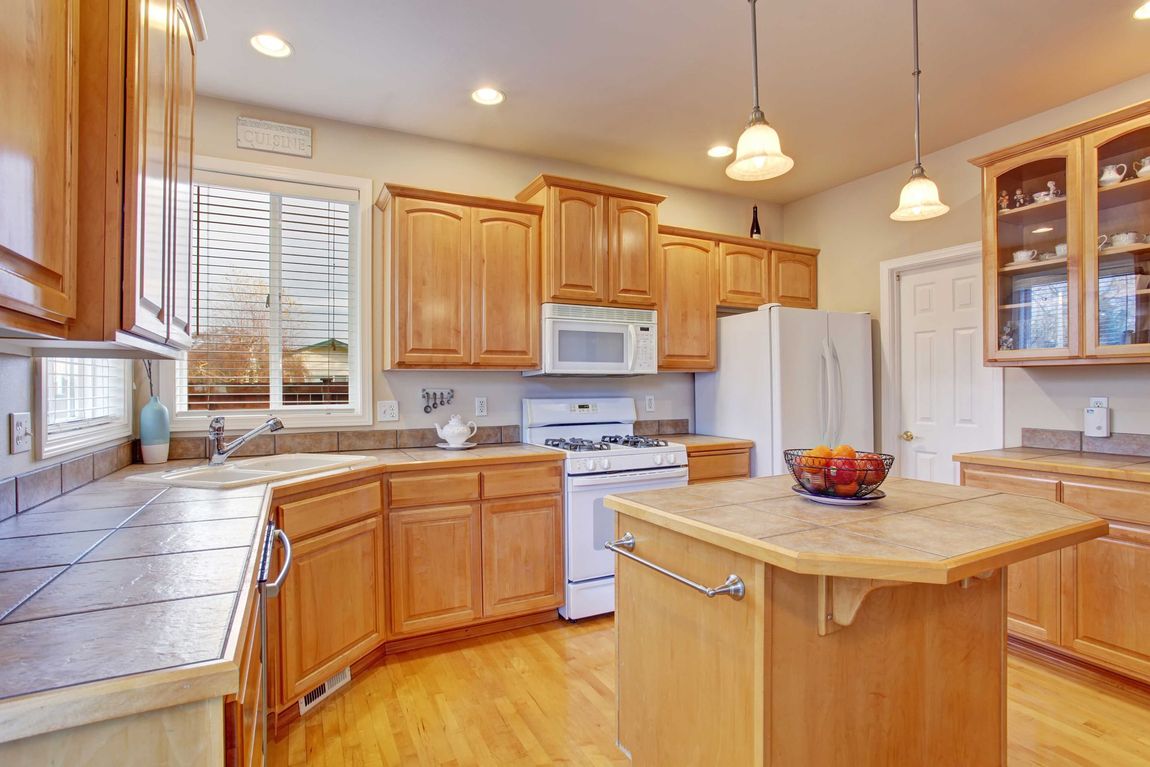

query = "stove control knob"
(572, 459), (585, 472)
(653, 453), (664, 465)
(601, 458), (611, 471)
(668, 453), (680, 466)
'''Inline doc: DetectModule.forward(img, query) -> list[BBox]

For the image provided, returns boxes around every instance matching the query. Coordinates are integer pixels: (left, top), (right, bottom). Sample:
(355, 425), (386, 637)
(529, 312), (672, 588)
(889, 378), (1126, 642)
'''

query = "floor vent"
(298, 667), (351, 716)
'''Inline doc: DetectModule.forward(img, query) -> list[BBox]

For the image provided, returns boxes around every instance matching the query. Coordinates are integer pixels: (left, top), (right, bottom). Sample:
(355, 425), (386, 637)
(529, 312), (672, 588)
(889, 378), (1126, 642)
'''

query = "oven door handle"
(568, 466), (688, 487)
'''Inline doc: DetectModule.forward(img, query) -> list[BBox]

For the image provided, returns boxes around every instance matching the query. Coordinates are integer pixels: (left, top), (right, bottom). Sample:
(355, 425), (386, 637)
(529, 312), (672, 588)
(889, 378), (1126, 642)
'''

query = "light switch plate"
(9, 412), (32, 454)
(1089, 397), (1109, 409)
(377, 401), (399, 422)
(475, 397), (488, 417)
(644, 395), (656, 413)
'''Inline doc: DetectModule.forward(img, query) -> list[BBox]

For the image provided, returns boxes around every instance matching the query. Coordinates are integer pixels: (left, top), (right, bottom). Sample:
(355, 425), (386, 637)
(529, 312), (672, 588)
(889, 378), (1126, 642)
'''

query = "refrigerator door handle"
(828, 340), (844, 447)
(819, 340), (833, 445)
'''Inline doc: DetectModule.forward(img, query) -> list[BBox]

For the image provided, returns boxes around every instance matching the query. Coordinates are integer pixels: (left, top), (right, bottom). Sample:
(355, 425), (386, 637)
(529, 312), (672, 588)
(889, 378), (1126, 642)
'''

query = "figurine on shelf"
(1047, 180), (1062, 199)
(998, 190), (1010, 211)
(1013, 188), (1027, 209)
(999, 323), (1016, 351)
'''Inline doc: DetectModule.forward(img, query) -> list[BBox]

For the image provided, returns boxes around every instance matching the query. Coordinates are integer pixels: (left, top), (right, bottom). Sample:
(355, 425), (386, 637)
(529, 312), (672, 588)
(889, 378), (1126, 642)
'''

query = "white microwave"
(526, 303), (658, 376)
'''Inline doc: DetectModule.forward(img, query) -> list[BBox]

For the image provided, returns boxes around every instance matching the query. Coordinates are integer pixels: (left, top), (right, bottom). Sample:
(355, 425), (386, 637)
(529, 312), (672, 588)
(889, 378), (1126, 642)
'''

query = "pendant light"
(890, 0), (949, 221)
(726, 0), (793, 181)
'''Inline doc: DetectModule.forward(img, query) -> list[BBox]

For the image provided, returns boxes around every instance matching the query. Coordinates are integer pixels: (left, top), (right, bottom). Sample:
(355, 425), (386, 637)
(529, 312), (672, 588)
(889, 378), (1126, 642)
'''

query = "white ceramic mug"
(1099, 164), (1127, 186)
(1012, 249), (1038, 262)
(1135, 158), (1150, 178)
(1112, 232), (1140, 247)
(1055, 243), (1068, 257)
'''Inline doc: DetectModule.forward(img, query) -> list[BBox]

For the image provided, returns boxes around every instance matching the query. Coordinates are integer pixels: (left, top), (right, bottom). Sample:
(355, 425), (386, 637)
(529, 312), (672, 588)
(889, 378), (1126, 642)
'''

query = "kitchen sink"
(128, 453), (375, 489)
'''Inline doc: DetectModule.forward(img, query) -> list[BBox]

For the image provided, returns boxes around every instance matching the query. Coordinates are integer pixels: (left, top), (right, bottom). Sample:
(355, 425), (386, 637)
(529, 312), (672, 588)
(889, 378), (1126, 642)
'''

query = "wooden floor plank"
(270, 615), (1150, 766)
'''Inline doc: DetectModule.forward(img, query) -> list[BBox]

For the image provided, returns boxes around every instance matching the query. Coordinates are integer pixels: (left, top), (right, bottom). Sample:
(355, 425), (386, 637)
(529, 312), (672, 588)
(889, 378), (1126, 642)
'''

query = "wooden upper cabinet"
(971, 99), (1150, 367)
(167, 0), (196, 348)
(471, 207), (541, 366)
(769, 249), (818, 309)
(391, 197), (472, 366)
(0, 0), (78, 333)
(517, 175), (665, 309)
(658, 234), (716, 370)
(380, 186), (542, 369)
(608, 198), (659, 306)
(717, 242), (769, 308)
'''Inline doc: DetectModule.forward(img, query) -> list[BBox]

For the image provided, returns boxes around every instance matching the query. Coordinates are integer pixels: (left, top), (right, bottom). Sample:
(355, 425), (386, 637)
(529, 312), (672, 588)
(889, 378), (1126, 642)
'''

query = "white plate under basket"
(791, 485), (886, 506)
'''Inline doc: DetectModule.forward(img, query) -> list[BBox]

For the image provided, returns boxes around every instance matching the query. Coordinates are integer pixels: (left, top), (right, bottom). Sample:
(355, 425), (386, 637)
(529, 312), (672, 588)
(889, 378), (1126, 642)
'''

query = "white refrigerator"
(695, 305), (874, 477)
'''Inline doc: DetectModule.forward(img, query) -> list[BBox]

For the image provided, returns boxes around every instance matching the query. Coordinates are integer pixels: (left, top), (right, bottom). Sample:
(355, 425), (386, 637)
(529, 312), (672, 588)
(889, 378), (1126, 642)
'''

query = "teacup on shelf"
(1055, 243), (1068, 257)
(1112, 232), (1141, 247)
(1038, 251), (1059, 261)
(1012, 249), (1038, 263)
(1032, 191), (1052, 203)
(1135, 158), (1150, 178)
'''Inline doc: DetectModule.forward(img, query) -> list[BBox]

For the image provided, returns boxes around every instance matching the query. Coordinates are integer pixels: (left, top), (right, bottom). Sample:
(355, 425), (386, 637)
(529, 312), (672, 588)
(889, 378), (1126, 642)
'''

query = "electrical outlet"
(644, 395), (656, 413)
(1089, 396), (1109, 409)
(475, 397), (488, 417)
(9, 412), (32, 454)
(377, 400), (399, 422)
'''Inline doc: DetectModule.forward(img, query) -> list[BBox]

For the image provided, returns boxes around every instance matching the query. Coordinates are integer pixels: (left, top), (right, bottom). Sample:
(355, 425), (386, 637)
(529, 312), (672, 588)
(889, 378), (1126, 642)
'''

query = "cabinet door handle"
(265, 528), (293, 598)
(605, 532), (745, 600)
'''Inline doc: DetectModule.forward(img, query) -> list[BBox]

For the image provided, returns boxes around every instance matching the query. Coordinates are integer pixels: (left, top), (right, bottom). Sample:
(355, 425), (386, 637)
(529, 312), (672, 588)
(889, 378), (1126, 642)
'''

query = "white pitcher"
(1099, 164), (1127, 187)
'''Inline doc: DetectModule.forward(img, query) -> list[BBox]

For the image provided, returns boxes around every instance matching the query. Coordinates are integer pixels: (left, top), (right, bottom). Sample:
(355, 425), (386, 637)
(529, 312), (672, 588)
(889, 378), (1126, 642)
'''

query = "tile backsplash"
(1021, 427), (1150, 458)
(3, 440), (134, 520)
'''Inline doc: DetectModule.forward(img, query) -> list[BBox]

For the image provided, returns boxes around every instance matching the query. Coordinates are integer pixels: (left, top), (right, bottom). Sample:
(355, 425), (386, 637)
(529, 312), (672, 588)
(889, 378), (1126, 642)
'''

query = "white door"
(897, 258), (1003, 483)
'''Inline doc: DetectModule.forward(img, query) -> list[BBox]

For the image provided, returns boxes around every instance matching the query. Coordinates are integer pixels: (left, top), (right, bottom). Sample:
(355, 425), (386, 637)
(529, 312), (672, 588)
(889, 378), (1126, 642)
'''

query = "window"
(166, 159), (372, 431)
(38, 358), (132, 459)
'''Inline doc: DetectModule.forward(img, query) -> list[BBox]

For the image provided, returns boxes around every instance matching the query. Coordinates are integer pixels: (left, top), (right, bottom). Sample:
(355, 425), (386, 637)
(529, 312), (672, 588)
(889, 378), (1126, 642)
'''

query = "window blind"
(44, 358), (129, 435)
(180, 178), (356, 413)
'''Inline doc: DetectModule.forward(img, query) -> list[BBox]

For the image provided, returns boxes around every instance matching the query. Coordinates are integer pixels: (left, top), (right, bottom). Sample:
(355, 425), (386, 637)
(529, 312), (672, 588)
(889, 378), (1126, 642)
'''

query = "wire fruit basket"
(783, 449), (895, 499)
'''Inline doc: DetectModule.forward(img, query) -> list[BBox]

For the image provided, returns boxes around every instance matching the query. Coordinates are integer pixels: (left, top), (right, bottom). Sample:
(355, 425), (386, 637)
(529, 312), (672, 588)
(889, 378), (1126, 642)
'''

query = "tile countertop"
(0, 443), (562, 744)
(954, 447), (1150, 484)
(606, 475), (1107, 584)
(663, 434), (755, 451)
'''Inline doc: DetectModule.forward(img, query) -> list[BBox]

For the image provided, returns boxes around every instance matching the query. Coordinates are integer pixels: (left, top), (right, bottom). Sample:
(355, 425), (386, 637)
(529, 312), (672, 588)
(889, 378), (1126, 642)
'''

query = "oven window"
(557, 329), (626, 364)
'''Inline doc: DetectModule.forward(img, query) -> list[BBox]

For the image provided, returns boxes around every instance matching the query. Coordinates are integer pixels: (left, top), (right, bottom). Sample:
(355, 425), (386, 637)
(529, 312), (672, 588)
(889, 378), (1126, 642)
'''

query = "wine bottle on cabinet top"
(750, 205), (762, 239)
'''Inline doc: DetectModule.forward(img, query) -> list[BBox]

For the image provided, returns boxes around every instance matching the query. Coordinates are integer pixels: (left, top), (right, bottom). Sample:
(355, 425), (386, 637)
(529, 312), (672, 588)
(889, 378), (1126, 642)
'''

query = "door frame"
(878, 241), (1004, 461)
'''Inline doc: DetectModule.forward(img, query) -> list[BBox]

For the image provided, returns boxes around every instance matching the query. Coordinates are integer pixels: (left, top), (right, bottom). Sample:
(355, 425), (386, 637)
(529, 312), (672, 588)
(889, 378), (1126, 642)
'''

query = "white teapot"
(435, 414), (478, 446)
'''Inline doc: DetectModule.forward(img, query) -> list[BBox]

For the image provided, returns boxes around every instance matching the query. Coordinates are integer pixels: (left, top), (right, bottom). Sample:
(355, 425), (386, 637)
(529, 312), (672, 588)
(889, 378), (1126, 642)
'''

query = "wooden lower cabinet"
(389, 503), (483, 636)
(959, 462), (1150, 683)
(961, 464), (1061, 642)
(687, 448), (751, 485)
(482, 496), (564, 617)
(278, 515), (386, 703)
(224, 588), (262, 767)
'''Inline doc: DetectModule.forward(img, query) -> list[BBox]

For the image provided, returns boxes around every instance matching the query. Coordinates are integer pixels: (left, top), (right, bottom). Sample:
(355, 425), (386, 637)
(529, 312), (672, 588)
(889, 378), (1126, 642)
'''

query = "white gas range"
(522, 397), (688, 620)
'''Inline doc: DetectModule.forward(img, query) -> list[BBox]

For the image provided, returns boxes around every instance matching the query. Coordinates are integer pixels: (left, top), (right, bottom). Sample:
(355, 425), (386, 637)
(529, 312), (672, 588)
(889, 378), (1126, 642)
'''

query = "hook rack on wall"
(420, 388), (455, 414)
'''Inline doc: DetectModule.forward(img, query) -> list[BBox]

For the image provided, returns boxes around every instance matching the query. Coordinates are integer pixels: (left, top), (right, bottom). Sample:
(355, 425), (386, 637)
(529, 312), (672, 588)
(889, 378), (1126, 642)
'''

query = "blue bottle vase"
(140, 395), (170, 464)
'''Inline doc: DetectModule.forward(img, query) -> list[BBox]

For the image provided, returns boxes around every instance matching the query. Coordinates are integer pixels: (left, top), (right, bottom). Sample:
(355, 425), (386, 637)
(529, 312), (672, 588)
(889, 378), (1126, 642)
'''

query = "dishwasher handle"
(265, 528), (293, 598)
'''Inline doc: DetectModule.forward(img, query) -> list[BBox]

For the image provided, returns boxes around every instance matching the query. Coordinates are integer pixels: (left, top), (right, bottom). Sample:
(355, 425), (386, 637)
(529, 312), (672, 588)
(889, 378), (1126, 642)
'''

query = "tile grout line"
(0, 488), (170, 623)
(0, 589), (242, 627)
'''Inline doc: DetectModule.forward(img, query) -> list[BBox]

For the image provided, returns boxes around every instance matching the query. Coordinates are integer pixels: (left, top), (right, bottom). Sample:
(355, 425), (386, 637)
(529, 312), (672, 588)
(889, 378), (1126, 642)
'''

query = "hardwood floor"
(270, 615), (1150, 766)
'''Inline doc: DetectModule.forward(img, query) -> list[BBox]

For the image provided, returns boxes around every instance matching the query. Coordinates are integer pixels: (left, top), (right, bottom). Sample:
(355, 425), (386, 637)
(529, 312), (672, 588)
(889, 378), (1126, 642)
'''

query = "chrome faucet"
(208, 416), (284, 465)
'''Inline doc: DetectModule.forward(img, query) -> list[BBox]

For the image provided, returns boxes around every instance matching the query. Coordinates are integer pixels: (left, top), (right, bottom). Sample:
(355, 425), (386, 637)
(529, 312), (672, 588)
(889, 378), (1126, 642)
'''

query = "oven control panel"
(634, 326), (657, 373)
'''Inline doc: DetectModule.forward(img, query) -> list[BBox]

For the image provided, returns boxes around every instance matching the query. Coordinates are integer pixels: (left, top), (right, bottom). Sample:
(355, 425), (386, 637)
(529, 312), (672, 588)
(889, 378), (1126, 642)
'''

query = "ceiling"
(195, 0), (1150, 204)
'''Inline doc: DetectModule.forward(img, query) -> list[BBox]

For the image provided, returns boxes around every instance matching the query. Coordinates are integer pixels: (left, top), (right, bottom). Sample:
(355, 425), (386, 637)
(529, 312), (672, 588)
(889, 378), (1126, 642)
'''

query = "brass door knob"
(899, 431), (915, 442)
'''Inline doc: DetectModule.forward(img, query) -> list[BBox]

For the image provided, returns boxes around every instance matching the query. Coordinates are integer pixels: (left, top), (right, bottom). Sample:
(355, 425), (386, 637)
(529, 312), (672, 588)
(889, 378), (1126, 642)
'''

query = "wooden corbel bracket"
(816, 575), (911, 636)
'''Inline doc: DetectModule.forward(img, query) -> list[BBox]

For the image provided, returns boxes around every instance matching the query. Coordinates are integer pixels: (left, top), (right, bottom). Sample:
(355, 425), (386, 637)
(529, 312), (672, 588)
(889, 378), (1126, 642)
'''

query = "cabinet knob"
(899, 431), (915, 442)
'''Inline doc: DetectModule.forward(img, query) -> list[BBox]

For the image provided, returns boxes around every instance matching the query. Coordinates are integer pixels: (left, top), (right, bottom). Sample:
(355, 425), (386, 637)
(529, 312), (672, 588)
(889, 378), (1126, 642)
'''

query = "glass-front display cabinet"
(980, 142), (1081, 363)
(1084, 112), (1150, 358)
(974, 100), (1150, 366)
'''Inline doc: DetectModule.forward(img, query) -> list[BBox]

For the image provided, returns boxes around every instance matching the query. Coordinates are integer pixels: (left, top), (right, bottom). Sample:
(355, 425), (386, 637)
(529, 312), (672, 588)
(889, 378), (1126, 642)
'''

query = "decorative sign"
(236, 117), (313, 158)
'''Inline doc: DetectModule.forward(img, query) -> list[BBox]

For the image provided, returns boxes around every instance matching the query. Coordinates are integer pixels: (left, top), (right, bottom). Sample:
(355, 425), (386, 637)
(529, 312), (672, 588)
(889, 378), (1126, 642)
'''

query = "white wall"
(782, 72), (1150, 446)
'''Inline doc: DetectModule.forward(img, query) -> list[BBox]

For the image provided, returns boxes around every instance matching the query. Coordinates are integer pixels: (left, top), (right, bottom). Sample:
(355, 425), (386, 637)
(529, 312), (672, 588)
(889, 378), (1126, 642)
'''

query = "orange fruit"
(834, 481), (860, 497)
(804, 445), (832, 468)
(831, 444), (857, 458)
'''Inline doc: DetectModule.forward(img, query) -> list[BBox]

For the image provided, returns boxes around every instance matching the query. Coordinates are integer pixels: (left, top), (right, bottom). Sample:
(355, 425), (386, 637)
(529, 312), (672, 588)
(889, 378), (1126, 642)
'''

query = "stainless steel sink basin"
(128, 453), (375, 489)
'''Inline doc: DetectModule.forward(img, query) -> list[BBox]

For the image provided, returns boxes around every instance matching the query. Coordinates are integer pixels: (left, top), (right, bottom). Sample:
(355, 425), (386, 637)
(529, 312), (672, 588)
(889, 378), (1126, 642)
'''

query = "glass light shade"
(890, 167), (949, 221)
(725, 120), (794, 181)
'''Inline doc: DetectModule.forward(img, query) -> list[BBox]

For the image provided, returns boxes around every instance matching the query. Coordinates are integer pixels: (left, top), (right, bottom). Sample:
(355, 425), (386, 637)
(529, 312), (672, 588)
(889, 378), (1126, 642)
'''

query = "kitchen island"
(604, 474), (1108, 767)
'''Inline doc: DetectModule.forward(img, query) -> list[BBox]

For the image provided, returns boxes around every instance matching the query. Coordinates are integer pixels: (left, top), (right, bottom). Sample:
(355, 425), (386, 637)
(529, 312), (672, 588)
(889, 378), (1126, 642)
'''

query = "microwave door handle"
(628, 325), (639, 371)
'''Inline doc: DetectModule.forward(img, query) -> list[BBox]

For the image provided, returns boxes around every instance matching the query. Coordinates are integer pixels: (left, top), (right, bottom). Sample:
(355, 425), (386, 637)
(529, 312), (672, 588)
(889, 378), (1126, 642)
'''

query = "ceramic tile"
(762, 525), (946, 562)
(1033, 453), (1144, 468)
(217, 434), (274, 458)
(396, 428), (440, 449)
(615, 487), (722, 514)
(973, 492), (1093, 520)
(956, 447), (1072, 460)
(500, 425), (521, 444)
(680, 505), (813, 539)
(16, 465), (62, 512)
(25, 487), (164, 514)
(745, 496), (906, 527)
(633, 420), (660, 436)
(0, 506), (138, 539)
(0, 566), (65, 618)
(914, 500), (1085, 537)
(472, 426), (502, 445)
(60, 455), (94, 494)
(0, 478), (14, 523)
(82, 517), (259, 561)
(879, 477), (997, 501)
(338, 430), (398, 451)
(155, 485), (269, 502)
(658, 419), (690, 435)
(1082, 432), (1150, 458)
(4, 548), (249, 623)
(0, 593), (236, 699)
(1021, 427), (1083, 451)
(275, 432), (338, 454)
(688, 478), (792, 504)
(92, 442), (133, 479)
(125, 498), (263, 527)
(168, 436), (208, 460)
(0, 530), (108, 572)
(836, 513), (1018, 558)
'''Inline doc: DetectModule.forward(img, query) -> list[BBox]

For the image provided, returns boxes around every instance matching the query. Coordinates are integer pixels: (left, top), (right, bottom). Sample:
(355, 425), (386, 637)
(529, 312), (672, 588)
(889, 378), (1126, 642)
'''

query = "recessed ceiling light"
(707, 145), (734, 158)
(1032, 226), (1054, 234)
(251, 34), (292, 58)
(471, 87), (505, 106)
(1135, 2), (1150, 20)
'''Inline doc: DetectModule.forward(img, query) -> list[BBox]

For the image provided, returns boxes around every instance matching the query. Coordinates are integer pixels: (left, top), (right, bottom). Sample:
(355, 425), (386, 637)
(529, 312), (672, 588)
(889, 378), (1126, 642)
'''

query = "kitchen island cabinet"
(605, 475), (1106, 766)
